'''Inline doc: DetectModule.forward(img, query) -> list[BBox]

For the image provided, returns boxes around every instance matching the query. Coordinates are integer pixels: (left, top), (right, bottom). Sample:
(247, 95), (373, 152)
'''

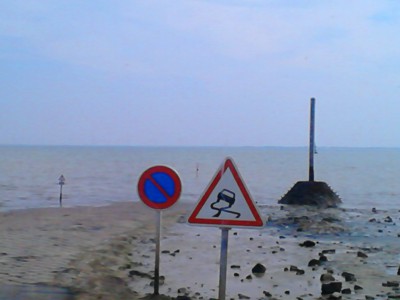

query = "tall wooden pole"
(309, 98), (315, 182)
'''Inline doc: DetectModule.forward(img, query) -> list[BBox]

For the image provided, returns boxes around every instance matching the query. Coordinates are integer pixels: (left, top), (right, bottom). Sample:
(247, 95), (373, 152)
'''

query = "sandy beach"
(1, 202), (400, 300)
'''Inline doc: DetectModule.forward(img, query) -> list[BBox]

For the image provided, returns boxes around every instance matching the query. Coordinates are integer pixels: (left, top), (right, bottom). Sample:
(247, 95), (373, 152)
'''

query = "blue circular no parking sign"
(137, 165), (182, 210)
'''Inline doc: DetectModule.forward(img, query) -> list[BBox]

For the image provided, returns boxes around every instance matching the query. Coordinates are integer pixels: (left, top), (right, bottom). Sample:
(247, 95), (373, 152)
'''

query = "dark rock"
(128, 270), (152, 279)
(341, 288), (351, 294)
(365, 296), (374, 300)
(300, 240), (316, 247)
(234, 273), (240, 277)
(278, 181), (342, 207)
(246, 275), (252, 280)
(238, 293), (250, 299)
(322, 249), (336, 254)
(319, 254), (328, 262)
(177, 287), (187, 294)
(320, 273), (335, 282)
(176, 296), (191, 300)
(382, 281), (400, 287)
(341, 272), (357, 282)
(398, 266), (400, 275)
(284, 290), (290, 295)
(252, 263), (266, 274)
(263, 291), (272, 297)
(321, 281), (342, 295)
(296, 269), (305, 275)
(385, 216), (393, 223)
(231, 265), (241, 269)
(354, 285), (363, 290)
(308, 259), (321, 267)
(289, 265), (300, 272)
(357, 251), (368, 258)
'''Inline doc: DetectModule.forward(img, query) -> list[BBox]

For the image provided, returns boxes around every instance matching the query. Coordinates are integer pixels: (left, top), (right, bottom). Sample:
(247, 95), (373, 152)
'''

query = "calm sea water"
(0, 146), (399, 211)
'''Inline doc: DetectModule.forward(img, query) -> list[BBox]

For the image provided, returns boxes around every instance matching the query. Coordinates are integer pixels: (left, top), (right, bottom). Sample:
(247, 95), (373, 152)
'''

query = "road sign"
(137, 165), (182, 210)
(188, 157), (264, 228)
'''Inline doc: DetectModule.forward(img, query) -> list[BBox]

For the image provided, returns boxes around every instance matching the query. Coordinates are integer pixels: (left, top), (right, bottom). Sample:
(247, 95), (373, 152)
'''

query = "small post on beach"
(154, 210), (161, 295)
(309, 98), (316, 182)
(218, 227), (230, 300)
(58, 175), (65, 207)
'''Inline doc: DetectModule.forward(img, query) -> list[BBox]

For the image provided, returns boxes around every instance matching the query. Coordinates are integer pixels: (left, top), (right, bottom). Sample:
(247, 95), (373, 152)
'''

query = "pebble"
(300, 240), (316, 247)
(320, 273), (335, 282)
(341, 288), (351, 294)
(321, 281), (342, 295)
(252, 263), (266, 274)
(357, 251), (368, 258)
(354, 284), (363, 290)
(341, 271), (356, 282)
(308, 259), (321, 267)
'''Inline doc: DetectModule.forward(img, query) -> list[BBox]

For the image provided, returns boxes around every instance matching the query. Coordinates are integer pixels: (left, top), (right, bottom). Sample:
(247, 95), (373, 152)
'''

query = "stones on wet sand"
(341, 271), (356, 282)
(321, 281), (342, 295)
(299, 240), (316, 247)
(308, 259), (321, 267)
(382, 281), (400, 288)
(320, 273), (335, 282)
(287, 265), (305, 275)
(341, 288), (351, 294)
(357, 251), (368, 258)
(251, 263), (266, 275)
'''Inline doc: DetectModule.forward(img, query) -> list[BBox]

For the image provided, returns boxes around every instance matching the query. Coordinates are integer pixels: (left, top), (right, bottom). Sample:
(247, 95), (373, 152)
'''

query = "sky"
(1, 0), (399, 147)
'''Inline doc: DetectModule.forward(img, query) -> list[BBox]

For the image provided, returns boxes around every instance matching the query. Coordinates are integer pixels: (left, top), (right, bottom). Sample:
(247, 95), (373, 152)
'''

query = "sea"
(0, 145), (399, 212)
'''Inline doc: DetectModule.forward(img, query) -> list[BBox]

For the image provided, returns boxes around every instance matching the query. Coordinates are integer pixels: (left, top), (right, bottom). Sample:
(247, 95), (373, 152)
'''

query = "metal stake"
(309, 98), (316, 182)
(154, 210), (161, 295)
(218, 227), (230, 300)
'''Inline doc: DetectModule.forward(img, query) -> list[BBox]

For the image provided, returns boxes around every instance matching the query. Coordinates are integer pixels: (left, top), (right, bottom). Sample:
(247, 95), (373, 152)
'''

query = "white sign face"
(188, 157), (264, 228)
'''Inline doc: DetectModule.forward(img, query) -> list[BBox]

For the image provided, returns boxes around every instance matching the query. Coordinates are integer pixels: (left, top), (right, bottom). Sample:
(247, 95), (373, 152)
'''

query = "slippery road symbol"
(210, 189), (241, 218)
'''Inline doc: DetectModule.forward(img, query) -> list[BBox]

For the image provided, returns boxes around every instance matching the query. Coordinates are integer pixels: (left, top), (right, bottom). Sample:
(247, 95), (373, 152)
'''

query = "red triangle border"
(188, 157), (264, 228)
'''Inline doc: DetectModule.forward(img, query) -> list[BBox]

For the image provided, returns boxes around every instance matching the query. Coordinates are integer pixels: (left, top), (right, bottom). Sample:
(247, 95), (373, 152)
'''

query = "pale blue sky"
(1, 1), (399, 147)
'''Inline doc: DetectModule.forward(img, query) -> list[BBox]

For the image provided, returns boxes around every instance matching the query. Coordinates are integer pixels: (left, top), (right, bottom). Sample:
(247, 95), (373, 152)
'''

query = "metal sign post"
(218, 227), (230, 300)
(58, 175), (65, 207)
(137, 165), (182, 296)
(188, 157), (264, 299)
(309, 98), (316, 182)
(154, 210), (162, 295)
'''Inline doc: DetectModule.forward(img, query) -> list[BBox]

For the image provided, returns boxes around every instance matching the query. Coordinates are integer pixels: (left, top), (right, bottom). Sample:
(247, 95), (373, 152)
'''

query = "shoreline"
(1, 202), (400, 299)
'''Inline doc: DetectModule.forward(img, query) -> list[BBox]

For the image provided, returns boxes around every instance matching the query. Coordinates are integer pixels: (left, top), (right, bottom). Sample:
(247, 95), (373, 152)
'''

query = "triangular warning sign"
(188, 157), (264, 228)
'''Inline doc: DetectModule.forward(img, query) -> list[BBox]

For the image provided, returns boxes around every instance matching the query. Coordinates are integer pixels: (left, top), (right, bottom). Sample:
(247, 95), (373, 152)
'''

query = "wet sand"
(1, 202), (400, 299)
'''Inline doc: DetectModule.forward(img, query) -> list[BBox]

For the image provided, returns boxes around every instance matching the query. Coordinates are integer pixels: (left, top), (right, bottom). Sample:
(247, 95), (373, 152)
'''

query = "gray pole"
(154, 210), (161, 295)
(58, 175), (65, 207)
(59, 185), (63, 207)
(218, 227), (230, 300)
(309, 98), (316, 182)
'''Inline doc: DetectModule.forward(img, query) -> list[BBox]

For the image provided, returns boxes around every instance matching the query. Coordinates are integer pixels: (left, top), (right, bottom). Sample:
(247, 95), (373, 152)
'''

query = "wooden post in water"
(309, 98), (315, 182)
